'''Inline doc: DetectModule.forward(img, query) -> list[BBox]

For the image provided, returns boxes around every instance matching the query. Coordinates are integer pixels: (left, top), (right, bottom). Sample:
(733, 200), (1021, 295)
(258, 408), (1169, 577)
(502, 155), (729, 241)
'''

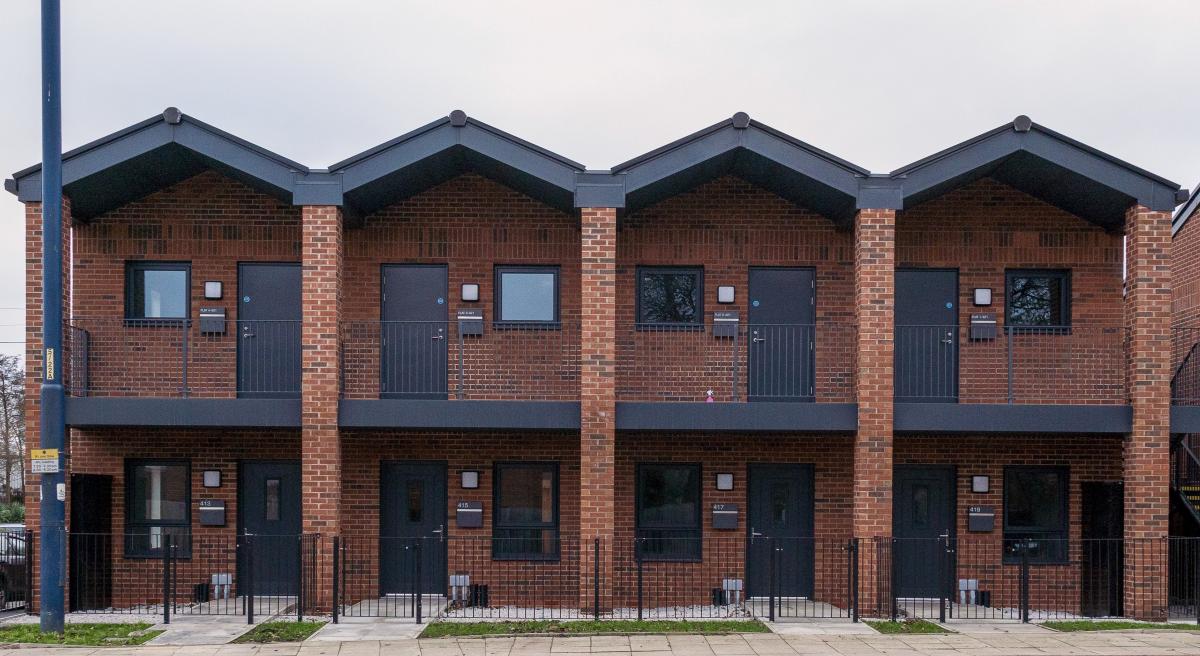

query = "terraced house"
(5, 108), (1195, 624)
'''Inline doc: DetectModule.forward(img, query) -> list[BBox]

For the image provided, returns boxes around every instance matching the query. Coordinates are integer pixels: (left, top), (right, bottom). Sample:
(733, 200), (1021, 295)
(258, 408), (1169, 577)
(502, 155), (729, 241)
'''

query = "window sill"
(123, 318), (191, 328)
(490, 553), (561, 562)
(491, 321), (562, 331)
(633, 323), (705, 333)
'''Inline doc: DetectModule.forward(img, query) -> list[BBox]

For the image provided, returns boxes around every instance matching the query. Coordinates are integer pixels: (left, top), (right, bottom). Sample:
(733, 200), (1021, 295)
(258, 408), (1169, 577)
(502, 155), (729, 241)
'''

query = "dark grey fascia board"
(574, 171), (625, 208)
(338, 399), (580, 430)
(615, 402), (857, 432)
(892, 120), (1183, 213)
(293, 171), (344, 206)
(1172, 406), (1200, 433)
(894, 403), (1131, 434)
(1173, 184), (1200, 236)
(330, 114), (582, 206)
(66, 397), (301, 428)
(856, 176), (904, 210)
(10, 109), (307, 214)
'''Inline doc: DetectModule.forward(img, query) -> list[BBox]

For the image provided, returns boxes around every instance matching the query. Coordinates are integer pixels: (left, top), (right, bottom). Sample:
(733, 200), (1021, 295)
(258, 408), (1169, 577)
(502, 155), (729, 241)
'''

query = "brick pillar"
(301, 205), (343, 611)
(580, 207), (616, 611)
(1123, 203), (1172, 620)
(853, 208), (895, 617)
(24, 198), (72, 613)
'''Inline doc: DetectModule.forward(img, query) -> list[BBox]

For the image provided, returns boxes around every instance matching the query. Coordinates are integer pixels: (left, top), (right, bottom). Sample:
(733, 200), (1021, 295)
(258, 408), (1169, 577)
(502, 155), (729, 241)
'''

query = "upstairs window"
(1005, 270), (1070, 329)
(495, 266), (559, 325)
(126, 262), (190, 320)
(493, 462), (559, 560)
(636, 463), (701, 561)
(125, 459), (191, 558)
(1003, 466), (1068, 564)
(637, 267), (702, 325)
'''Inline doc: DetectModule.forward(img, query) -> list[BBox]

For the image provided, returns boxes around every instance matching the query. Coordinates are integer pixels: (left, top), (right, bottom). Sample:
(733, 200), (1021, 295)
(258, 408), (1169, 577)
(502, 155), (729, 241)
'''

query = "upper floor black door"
(381, 265), (449, 399)
(238, 263), (301, 398)
(895, 269), (959, 403)
(748, 268), (815, 402)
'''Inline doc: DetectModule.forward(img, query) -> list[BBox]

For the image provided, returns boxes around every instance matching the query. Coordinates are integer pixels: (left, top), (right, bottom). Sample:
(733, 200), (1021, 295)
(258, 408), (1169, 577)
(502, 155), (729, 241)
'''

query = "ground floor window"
(493, 462), (559, 560)
(636, 463), (701, 561)
(125, 459), (191, 558)
(1003, 465), (1068, 564)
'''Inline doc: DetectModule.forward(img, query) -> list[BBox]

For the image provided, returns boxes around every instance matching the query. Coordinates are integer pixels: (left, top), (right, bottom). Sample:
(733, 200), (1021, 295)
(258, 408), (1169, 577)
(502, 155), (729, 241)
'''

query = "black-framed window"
(636, 267), (703, 326)
(636, 463), (701, 561)
(494, 266), (560, 326)
(1003, 466), (1068, 564)
(126, 262), (191, 321)
(1005, 270), (1070, 329)
(493, 462), (559, 560)
(125, 459), (191, 558)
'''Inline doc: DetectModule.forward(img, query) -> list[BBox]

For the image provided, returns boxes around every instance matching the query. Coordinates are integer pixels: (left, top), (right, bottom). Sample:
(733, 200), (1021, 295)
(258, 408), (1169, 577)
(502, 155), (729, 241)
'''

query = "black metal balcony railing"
(67, 318), (301, 398)
(1173, 326), (1200, 405)
(894, 324), (1127, 404)
(617, 323), (856, 403)
(340, 321), (581, 401)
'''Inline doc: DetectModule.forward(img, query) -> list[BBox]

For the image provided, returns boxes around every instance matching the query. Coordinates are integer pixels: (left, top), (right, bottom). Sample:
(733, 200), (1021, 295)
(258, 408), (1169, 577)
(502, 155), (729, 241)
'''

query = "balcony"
(1172, 326), (1200, 433)
(64, 318), (302, 428)
(614, 323), (858, 432)
(893, 324), (1130, 433)
(338, 321), (581, 430)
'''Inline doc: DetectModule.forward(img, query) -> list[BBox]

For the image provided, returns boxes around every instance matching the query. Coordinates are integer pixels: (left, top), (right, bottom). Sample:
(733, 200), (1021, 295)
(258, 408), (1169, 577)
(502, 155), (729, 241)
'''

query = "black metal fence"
(0, 530), (31, 613)
(67, 532), (318, 624)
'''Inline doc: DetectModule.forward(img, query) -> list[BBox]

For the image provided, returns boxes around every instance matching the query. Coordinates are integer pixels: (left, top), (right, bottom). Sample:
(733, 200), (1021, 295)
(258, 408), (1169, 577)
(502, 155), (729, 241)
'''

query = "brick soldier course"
(5, 109), (1192, 621)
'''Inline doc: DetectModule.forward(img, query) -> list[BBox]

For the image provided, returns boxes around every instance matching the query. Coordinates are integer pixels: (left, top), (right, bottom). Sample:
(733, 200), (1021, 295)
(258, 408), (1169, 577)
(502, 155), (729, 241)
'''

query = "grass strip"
(420, 619), (769, 638)
(865, 619), (951, 634)
(234, 620), (327, 643)
(0, 622), (163, 646)
(1043, 620), (1200, 632)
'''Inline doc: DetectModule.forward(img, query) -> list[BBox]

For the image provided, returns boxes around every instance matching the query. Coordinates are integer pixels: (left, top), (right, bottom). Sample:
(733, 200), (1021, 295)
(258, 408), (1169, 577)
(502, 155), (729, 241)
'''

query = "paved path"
(4, 629), (1200, 656)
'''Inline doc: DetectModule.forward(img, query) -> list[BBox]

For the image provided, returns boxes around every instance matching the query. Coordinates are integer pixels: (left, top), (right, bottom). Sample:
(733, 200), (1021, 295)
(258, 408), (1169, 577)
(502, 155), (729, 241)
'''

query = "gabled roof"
(6, 108), (306, 220)
(890, 115), (1185, 230)
(327, 111), (584, 218)
(1174, 183), (1200, 236)
(608, 112), (868, 224)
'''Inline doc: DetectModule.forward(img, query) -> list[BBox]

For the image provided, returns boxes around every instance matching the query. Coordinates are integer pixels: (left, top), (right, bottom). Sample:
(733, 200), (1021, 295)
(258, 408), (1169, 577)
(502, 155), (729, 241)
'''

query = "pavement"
(0, 623), (1200, 655)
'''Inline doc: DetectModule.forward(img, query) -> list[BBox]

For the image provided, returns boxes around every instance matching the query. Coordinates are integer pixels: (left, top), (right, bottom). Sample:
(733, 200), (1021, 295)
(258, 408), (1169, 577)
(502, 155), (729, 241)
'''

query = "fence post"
(889, 538), (898, 621)
(636, 539), (644, 621)
(939, 536), (948, 624)
(1006, 326), (1014, 404)
(161, 533), (171, 625)
(1020, 541), (1031, 623)
(246, 534), (255, 625)
(848, 538), (859, 623)
(593, 538), (601, 620)
(181, 320), (189, 398)
(1192, 539), (1199, 625)
(296, 535), (304, 622)
(414, 539), (423, 624)
(768, 537), (776, 622)
(332, 536), (340, 624)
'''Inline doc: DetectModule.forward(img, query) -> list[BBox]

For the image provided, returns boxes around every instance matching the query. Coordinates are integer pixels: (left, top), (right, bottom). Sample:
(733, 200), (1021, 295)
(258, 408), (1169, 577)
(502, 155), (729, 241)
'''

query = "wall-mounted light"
(203, 470), (222, 488)
(718, 286), (735, 304)
(973, 288), (992, 307)
(715, 473), (734, 491)
(461, 470), (480, 489)
(971, 475), (989, 493)
(462, 283), (480, 302)
(204, 281), (223, 300)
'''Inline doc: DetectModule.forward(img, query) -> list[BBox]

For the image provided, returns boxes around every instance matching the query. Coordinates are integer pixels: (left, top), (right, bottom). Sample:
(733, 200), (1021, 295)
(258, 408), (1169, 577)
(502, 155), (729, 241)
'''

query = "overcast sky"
(2, 0), (1199, 360)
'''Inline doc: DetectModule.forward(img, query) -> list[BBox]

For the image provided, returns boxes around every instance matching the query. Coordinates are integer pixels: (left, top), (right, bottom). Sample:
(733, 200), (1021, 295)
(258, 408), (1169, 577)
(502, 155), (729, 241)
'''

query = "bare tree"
(0, 356), (24, 503)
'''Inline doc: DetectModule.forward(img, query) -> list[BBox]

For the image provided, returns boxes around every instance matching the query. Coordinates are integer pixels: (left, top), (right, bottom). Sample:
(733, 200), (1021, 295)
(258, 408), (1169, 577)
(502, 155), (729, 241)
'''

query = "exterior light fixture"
(718, 286), (735, 304)
(461, 470), (480, 489)
(203, 470), (222, 488)
(973, 288), (992, 306)
(204, 281), (223, 300)
(972, 475), (989, 493)
(715, 473), (734, 491)
(462, 283), (480, 302)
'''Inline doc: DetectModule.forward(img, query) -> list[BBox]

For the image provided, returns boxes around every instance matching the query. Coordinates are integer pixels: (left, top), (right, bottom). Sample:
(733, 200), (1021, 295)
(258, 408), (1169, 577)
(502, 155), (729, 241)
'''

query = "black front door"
(747, 464), (815, 597)
(895, 269), (959, 403)
(69, 474), (112, 611)
(380, 462), (447, 595)
(381, 265), (449, 399)
(893, 466), (954, 598)
(748, 268), (816, 402)
(238, 263), (301, 398)
(239, 461), (302, 596)
(1081, 482), (1123, 617)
